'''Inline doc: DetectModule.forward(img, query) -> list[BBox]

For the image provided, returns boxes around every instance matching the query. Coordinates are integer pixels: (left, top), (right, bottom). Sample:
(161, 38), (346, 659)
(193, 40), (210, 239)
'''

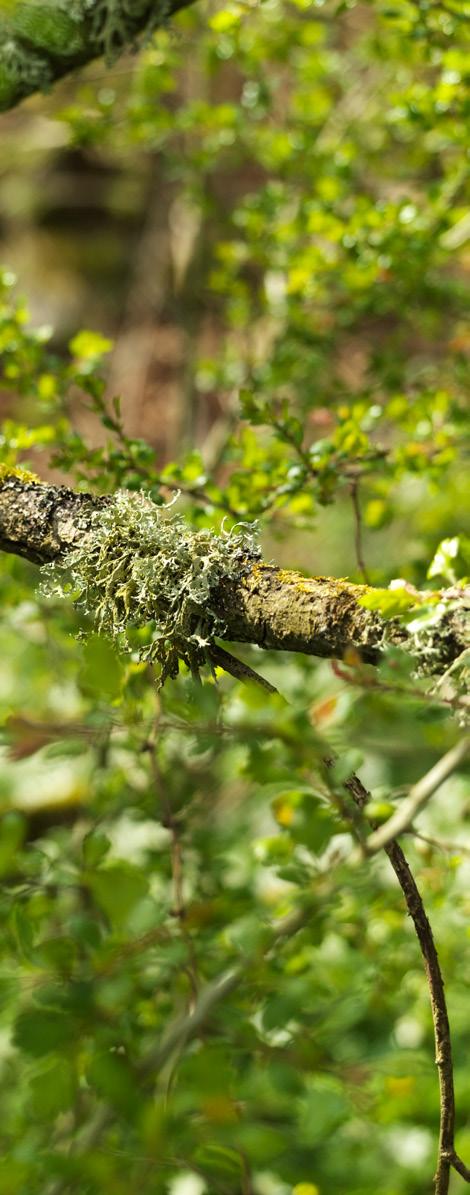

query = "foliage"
(0, 2), (469, 1195)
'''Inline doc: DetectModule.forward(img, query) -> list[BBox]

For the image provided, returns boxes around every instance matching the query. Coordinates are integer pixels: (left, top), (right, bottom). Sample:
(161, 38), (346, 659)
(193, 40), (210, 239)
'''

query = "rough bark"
(0, 0), (196, 114)
(1, 476), (468, 669)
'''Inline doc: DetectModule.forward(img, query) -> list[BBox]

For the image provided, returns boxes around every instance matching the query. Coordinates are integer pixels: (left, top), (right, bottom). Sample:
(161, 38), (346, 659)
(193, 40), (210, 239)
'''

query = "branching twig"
(362, 736), (470, 855)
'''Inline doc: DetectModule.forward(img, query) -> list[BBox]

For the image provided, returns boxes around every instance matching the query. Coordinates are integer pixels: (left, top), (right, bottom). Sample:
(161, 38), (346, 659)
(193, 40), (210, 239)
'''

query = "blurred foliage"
(0, 1), (469, 1194)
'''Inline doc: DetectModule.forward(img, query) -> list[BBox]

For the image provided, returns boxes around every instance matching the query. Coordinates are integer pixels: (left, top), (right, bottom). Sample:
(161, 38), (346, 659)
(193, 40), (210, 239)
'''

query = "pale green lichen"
(9, 3), (86, 56)
(41, 490), (261, 685)
(89, 0), (168, 63)
(0, 0), (170, 110)
(0, 31), (53, 106)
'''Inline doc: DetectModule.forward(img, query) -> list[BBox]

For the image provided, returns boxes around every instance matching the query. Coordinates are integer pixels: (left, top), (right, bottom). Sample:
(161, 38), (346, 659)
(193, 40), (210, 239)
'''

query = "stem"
(344, 771), (469, 1194)
(350, 479), (370, 584)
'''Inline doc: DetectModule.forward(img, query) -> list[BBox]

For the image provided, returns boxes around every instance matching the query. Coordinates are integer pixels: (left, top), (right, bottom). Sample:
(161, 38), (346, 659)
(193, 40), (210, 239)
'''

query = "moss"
(41, 489), (260, 685)
(0, 464), (40, 485)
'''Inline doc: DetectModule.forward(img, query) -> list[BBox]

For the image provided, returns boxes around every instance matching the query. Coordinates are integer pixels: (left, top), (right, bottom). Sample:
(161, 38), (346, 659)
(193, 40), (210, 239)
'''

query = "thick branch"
(0, 0), (196, 114)
(0, 477), (467, 669)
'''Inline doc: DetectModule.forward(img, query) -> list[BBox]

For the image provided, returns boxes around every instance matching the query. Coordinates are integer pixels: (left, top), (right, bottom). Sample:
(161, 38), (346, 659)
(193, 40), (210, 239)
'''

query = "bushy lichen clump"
(41, 490), (261, 684)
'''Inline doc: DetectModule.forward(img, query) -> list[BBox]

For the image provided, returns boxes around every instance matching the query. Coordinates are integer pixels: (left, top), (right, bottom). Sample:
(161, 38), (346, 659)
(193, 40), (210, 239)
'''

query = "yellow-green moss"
(0, 464), (40, 485)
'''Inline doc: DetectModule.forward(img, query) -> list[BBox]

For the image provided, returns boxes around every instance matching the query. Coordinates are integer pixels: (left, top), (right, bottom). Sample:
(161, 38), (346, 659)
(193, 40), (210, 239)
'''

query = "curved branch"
(344, 771), (469, 1195)
(0, 476), (468, 670)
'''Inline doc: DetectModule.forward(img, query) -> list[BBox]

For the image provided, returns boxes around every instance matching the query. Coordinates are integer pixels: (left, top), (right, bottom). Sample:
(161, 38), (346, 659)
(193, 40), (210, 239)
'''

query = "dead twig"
(343, 769), (470, 1194)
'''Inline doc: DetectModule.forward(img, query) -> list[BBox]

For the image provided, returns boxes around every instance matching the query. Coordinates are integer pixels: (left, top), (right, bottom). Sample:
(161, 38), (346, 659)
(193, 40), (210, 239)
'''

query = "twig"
(208, 643), (278, 693)
(343, 770), (470, 1194)
(147, 701), (200, 1003)
(362, 736), (470, 855)
(331, 657), (469, 716)
(350, 479), (370, 584)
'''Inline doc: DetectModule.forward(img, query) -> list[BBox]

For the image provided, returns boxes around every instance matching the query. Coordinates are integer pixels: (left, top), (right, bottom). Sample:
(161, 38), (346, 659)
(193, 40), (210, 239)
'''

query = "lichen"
(88, 0), (170, 63)
(404, 599), (470, 677)
(10, 3), (86, 56)
(40, 489), (261, 685)
(0, 0), (171, 110)
(0, 30), (53, 107)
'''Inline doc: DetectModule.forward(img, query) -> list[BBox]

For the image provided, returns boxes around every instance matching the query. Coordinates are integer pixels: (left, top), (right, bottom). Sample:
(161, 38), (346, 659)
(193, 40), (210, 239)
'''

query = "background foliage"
(0, 1), (469, 1192)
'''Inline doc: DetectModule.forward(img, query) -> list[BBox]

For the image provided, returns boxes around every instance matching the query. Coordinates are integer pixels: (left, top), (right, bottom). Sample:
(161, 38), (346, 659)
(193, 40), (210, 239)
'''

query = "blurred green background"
(0, 1), (469, 1192)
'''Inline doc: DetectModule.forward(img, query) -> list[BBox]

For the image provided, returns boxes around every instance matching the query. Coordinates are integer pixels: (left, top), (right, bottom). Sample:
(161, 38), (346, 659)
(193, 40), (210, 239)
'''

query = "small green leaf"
(14, 1008), (76, 1057)
(82, 830), (111, 868)
(69, 330), (113, 360)
(88, 863), (149, 927)
(358, 587), (419, 618)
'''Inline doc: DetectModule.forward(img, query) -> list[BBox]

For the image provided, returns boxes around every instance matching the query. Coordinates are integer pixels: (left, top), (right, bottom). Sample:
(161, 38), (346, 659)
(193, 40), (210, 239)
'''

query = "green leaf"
(80, 635), (124, 699)
(69, 330), (113, 360)
(87, 863), (149, 927)
(82, 830), (111, 868)
(14, 1008), (76, 1057)
(427, 535), (470, 583)
(87, 1050), (140, 1117)
(358, 587), (420, 618)
(29, 1057), (75, 1118)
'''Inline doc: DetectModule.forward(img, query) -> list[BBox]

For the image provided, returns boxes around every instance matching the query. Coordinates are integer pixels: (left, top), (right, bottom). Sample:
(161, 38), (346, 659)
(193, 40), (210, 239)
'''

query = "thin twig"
(147, 702), (200, 1003)
(331, 657), (469, 716)
(407, 829), (470, 857)
(343, 770), (470, 1194)
(208, 643), (278, 693)
(362, 736), (470, 855)
(350, 479), (370, 584)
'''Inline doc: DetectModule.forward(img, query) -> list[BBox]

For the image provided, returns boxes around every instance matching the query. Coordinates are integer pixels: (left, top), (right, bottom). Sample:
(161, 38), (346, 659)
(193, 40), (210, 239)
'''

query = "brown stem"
(350, 479), (370, 584)
(147, 696), (199, 1002)
(344, 771), (468, 1194)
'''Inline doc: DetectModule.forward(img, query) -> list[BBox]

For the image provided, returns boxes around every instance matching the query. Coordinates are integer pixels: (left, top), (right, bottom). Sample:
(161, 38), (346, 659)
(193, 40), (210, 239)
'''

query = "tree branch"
(0, 476), (468, 671)
(0, 0), (197, 115)
(344, 770), (470, 1195)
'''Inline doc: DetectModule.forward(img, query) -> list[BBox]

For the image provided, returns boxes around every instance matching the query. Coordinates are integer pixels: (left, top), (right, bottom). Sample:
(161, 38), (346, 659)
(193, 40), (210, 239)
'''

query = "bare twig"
(147, 701), (200, 1003)
(350, 479), (370, 584)
(343, 770), (470, 1194)
(362, 736), (470, 855)
(208, 643), (278, 693)
(407, 829), (470, 857)
(331, 657), (469, 716)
